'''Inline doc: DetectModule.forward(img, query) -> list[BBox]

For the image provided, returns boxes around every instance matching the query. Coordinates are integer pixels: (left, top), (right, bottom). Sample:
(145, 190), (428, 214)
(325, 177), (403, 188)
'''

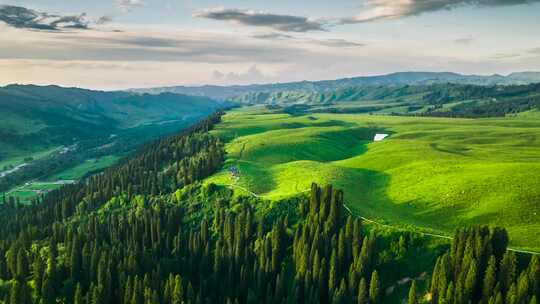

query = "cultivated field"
(206, 106), (540, 251)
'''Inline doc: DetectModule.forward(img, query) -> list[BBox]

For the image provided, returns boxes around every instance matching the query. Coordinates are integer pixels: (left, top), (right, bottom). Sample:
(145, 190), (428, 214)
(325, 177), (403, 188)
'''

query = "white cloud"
(116, 0), (144, 12)
(341, 0), (540, 23)
(194, 7), (326, 32)
(212, 65), (273, 84)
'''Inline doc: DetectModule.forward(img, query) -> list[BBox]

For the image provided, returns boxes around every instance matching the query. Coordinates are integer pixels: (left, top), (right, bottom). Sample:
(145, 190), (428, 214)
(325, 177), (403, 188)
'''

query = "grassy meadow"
(205, 106), (540, 251)
(6, 155), (121, 204)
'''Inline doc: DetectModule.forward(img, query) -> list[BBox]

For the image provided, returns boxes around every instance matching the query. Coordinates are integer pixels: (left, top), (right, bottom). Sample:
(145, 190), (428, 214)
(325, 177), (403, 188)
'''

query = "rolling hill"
(204, 107), (540, 251)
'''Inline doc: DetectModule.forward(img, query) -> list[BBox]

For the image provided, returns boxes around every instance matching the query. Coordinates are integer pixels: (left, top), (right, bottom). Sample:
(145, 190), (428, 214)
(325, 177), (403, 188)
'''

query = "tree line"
(424, 226), (539, 304)
(1, 111), (538, 303)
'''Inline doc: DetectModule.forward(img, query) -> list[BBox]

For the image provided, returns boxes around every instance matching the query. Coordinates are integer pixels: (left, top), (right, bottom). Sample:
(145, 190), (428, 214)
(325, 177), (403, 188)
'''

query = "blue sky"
(0, 0), (539, 89)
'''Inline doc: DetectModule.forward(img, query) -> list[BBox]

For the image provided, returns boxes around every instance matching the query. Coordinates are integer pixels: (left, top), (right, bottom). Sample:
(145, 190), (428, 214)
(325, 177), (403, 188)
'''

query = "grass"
(6, 155), (121, 204)
(0, 146), (62, 171)
(205, 107), (540, 251)
(46, 155), (121, 181)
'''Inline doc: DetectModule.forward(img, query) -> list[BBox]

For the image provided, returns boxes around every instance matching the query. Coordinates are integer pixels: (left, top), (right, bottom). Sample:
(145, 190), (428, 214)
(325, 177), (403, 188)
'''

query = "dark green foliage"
(429, 226), (539, 304)
(0, 110), (398, 304)
(408, 280), (417, 304)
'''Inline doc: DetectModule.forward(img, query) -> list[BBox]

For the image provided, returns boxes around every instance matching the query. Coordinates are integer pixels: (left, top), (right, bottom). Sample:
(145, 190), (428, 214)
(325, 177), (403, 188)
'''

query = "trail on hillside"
(342, 203), (539, 255)
(224, 183), (539, 255)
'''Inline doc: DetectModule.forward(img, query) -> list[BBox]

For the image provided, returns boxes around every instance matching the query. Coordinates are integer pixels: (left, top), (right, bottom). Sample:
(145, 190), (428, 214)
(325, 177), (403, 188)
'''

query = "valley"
(0, 84), (227, 203)
(2, 1), (539, 302)
(1, 76), (540, 304)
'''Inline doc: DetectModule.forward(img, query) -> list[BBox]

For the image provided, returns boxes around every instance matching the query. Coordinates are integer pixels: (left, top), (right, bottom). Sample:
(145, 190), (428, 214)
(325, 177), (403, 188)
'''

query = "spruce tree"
(483, 256), (497, 300)
(172, 275), (184, 304)
(408, 280), (418, 304)
(74, 283), (83, 304)
(10, 280), (21, 304)
(357, 278), (368, 304)
(369, 270), (380, 304)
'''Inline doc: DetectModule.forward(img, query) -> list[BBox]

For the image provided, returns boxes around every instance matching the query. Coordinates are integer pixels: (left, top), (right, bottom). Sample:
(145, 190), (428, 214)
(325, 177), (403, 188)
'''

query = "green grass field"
(6, 155), (121, 204)
(205, 106), (540, 251)
(0, 146), (62, 171)
(46, 155), (121, 181)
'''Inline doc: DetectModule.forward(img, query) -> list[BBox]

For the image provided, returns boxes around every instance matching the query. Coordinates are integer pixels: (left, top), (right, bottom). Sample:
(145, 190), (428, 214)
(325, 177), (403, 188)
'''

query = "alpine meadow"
(1, 1), (540, 304)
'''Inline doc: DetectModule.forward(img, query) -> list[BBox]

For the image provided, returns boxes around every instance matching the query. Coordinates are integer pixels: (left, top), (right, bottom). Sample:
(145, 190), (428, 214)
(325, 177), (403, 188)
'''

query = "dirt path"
(222, 183), (539, 255)
(342, 204), (539, 255)
(226, 183), (310, 199)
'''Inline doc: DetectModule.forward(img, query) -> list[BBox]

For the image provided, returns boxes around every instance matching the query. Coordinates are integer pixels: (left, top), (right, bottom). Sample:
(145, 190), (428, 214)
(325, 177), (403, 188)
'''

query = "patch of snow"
(374, 133), (389, 142)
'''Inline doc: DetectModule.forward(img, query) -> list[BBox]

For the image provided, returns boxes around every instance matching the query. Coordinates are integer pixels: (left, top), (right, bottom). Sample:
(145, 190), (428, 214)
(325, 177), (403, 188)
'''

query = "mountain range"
(0, 84), (223, 161)
(130, 71), (540, 100)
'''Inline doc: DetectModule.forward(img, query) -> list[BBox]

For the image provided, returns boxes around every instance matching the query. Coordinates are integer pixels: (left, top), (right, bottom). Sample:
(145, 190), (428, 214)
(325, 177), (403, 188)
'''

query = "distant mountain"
(0, 84), (223, 160)
(130, 71), (540, 100)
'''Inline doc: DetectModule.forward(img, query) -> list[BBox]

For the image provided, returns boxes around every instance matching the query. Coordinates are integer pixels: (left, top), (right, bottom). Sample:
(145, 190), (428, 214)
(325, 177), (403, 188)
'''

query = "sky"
(0, 0), (539, 90)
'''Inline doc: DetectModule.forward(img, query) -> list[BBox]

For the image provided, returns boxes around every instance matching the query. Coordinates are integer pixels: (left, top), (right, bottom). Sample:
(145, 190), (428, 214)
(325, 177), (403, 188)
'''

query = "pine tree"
(445, 281), (454, 304)
(430, 257), (441, 302)
(10, 280), (22, 304)
(369, 270), (380, 304)
(464, 259), (478, 302)
(408, 280), (418, 304)
(499, 251), (517, 293)
(16, 248), (29, 280)
(172, 275), (184, 304)
(74, 283), (83, 304)
(517, 272), (530, 304)
(483, 256), (497, 300)
(357, 278), (368, 304)
(529, 256), (540, 300)
(32, 256), (45, 298)
(41, 273), (55, 304)
(70, 235), (82, 281)
(329, 250), (338, 292)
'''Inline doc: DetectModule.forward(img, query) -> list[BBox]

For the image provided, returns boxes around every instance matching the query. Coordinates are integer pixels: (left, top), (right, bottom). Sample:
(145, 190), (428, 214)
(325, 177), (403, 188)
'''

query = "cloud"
(0, 27), (312, 63)
(529, 47), (540, 55)
(0, 5), (89, 30)
(454, 37), (474, 45)
(252, 32), (294, 40)
(491, 53), (521, 59)
(116, 0), (144, 12)
(341, 0), (540, 23)
(96, 15), (113, 25)
(193, 8), (326, 32)
(212, 65), (272, 84)
(252, 32), (364, 48)
(316, 39), (365, 48)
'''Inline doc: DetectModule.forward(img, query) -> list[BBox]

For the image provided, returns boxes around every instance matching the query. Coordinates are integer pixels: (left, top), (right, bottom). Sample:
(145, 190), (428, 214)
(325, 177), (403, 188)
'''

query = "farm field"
(6, 155), (121, 203)
(205, 106), (540, 251)
(45, 155), (121, 181)
(0, 145), (62, 172)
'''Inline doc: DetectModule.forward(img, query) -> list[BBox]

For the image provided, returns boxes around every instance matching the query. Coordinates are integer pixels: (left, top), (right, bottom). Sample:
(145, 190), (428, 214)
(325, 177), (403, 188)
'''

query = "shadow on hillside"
(338, 166), (470, 236)
(279, 119), (357, 130)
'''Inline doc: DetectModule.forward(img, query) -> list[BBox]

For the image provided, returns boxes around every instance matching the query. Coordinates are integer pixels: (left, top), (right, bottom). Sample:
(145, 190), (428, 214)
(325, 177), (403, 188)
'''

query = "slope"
(205, 107), (540, 251)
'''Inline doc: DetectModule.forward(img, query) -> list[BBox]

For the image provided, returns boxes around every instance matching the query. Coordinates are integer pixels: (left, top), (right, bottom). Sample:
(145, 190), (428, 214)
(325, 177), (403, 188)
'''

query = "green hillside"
(0, 84), (225, 197)
(0, 111), (537, 304)
(205, 107), (540, 251)
(0, 85), (222, 159)
(229, 83), (540, 119)
(134, 71), (540, 100)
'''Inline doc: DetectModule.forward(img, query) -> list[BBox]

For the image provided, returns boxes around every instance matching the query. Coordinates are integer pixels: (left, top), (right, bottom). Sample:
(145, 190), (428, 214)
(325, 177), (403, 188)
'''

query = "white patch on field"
(374, 133), (388, 141)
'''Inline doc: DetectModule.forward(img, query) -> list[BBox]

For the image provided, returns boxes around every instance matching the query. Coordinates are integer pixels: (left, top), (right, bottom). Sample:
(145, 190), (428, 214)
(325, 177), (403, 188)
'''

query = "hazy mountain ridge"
(131, 71), (540, 100)
(0, 84), (224, 160)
